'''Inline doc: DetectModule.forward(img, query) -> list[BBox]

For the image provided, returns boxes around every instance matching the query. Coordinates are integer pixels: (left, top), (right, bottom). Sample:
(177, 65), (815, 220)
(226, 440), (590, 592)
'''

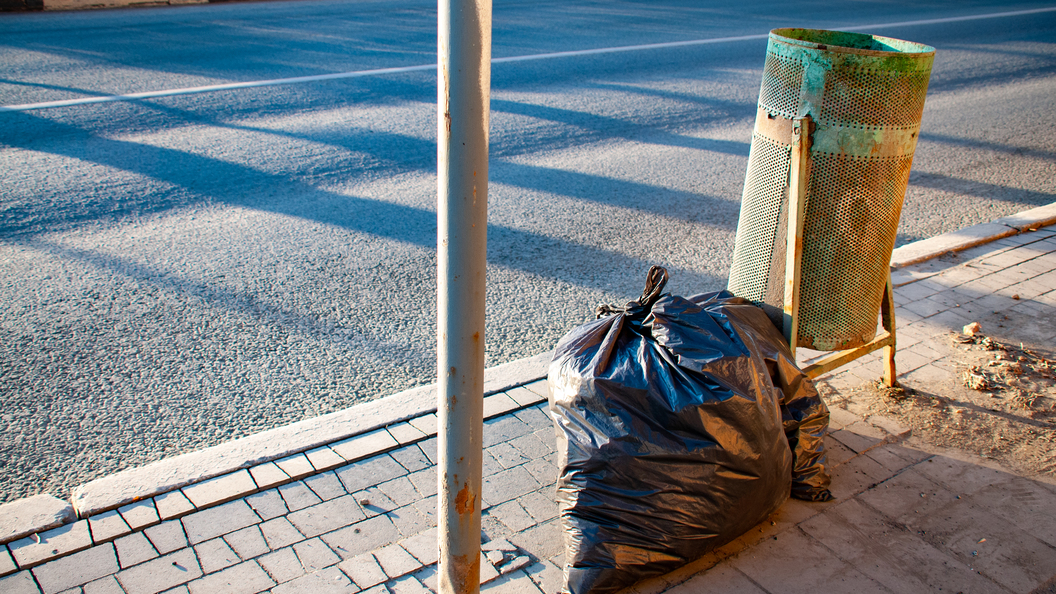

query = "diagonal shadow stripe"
(0, 111), (721, 292)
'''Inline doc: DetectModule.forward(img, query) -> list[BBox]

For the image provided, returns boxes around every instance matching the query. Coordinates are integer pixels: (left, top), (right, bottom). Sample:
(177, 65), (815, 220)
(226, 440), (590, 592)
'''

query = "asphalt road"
(1, 0), (1054, 503)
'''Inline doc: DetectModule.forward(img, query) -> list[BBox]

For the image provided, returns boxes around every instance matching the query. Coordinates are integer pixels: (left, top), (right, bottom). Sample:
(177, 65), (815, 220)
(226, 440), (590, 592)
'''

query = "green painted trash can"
(728, 28), (935, 351)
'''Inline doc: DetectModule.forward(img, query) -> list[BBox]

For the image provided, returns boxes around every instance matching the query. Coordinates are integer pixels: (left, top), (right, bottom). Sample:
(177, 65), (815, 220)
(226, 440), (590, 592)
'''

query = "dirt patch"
(822, 333), (1056, 481)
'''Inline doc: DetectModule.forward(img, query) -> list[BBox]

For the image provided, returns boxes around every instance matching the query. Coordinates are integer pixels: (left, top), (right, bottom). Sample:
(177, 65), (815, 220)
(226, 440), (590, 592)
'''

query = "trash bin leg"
(782, 116), (811, 355)
(880, 273), (898, 387)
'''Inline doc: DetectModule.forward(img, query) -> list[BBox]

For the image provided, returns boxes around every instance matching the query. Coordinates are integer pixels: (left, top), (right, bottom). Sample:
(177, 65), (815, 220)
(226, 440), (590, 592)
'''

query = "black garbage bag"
(548, 267), (832, 594)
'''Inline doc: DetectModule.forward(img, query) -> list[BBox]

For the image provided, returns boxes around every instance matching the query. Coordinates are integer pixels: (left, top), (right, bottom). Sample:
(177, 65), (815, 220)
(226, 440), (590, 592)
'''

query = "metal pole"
(436, 0), (491, 591)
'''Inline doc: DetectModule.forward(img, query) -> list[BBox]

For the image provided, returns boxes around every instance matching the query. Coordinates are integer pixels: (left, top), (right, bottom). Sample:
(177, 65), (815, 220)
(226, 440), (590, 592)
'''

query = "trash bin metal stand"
(781, 113), (897, 386)
(782, 116), (811, 352)
(798, 273), (898, 386)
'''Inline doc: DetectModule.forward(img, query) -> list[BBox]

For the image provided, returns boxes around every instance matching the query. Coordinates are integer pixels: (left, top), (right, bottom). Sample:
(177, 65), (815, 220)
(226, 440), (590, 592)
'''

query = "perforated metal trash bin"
(728, 28), (935, 351)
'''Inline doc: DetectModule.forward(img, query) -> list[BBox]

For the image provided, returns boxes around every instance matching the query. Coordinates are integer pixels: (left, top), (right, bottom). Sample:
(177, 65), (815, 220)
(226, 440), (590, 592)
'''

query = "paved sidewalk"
(1, 226), (1055, 594)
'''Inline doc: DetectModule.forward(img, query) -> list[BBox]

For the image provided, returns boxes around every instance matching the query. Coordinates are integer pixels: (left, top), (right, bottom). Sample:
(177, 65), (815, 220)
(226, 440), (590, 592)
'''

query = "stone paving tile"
(901, 297), (947, 318)
(828, 451), (893, 501)
(893, 348), (936, 375)
(901, 360), (951, 385)
(337, 552), (386, 589)
(373, 544), (421, 579)
(87, 511), (130, 545)
(399, 528), (438, 566)
(0, 547), (16, 576)
(518, 490), (557, 523)
(406, 470), (437, 499)
(484, 393), (521, 419)
(481, 449), (503, 478)
(194, 537), (240, 574)
(514, 406), (551, 433)
(387, 422), (427, 446)
(141, 515), (193, 553)
(302, 472), (346, 502)
(524, 560), (563, 594)
(478, 551), (500, 584)
(916, 455), (1013, 499)
(508, 432), (553, 460)
(292, 538), (340, 573)
(483, 416), (532, 448)
(223, 525), (269, 561)
(117, 501), (160, 532)
(336, 455), (408, 494)
(305, 448), (346, 473)
(481, 569), (544, 593)
(245, 489), (288, 521)
(896, 278), (948, 301)
(732, 527), (890, 593)
(412, 496), (437, 527)
(376, 476), (419, 508)
(505, 385), (546, 407)
(802, 498), (1003, 593)
(186, 560), (275, 594)
(182, 470), (257, 509)
(330, 430), (399, 463)
(418, 438), (438, 465)
(275, 455), (315, 481)
(482, 466), (541, 507)
(861, 412), (912, 439)
(153, 492), (194, 521)
(31, 544), (118, 594)
(521, 458), (558, 487)
(388, 574), (431, 593)
(661, 563), (765, 594)
(974, 478), (1056, 548)
(412, 566), (438, 592)
(320, 515), (399, 561)
(11, 521), (92, 568)
(390, 445), (431, 474)
(115, 548), (202, 594)
(181, 499), (260, 545)
(278, 482), (323, 512)
(487, 500), (535, 532)
(354, 487), (399, 519)
(286, 496), (365, 539)
(508, 519), (563, 563)
(259, 518), (305, 551)
(862, 443), (930, 474)
(857, 465), (958, 523)
(114, 532), (158, 569)
(0, 571), (42, 594)
(270, 565), (352, 594)
(407, 414), (438, 437)
(487, 443), (531, 469)
(387, 505), (435, 539)
(249, 463), (289, 490)
(83, 575), (125, 594)
(257, 547), (304, 585)
(915, 496), (1056, 592)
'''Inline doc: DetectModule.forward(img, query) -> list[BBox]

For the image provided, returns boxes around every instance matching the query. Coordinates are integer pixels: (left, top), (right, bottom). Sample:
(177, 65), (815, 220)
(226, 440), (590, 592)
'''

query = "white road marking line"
(3, 5), (1055, 113)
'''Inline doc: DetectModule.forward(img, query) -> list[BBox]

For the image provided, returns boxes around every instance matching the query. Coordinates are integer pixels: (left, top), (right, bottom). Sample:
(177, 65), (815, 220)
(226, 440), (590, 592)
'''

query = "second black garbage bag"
(548, 267), (832, 594)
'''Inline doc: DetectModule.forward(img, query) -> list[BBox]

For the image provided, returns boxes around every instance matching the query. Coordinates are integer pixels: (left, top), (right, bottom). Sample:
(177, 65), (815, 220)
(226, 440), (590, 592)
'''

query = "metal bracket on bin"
(783, 115), (898, 387)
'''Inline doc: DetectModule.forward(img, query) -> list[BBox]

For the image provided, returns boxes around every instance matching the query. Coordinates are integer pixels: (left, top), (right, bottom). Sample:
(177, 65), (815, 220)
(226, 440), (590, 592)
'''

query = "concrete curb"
(890, 202), (1056, 269)
(67, 350), (553, 518)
